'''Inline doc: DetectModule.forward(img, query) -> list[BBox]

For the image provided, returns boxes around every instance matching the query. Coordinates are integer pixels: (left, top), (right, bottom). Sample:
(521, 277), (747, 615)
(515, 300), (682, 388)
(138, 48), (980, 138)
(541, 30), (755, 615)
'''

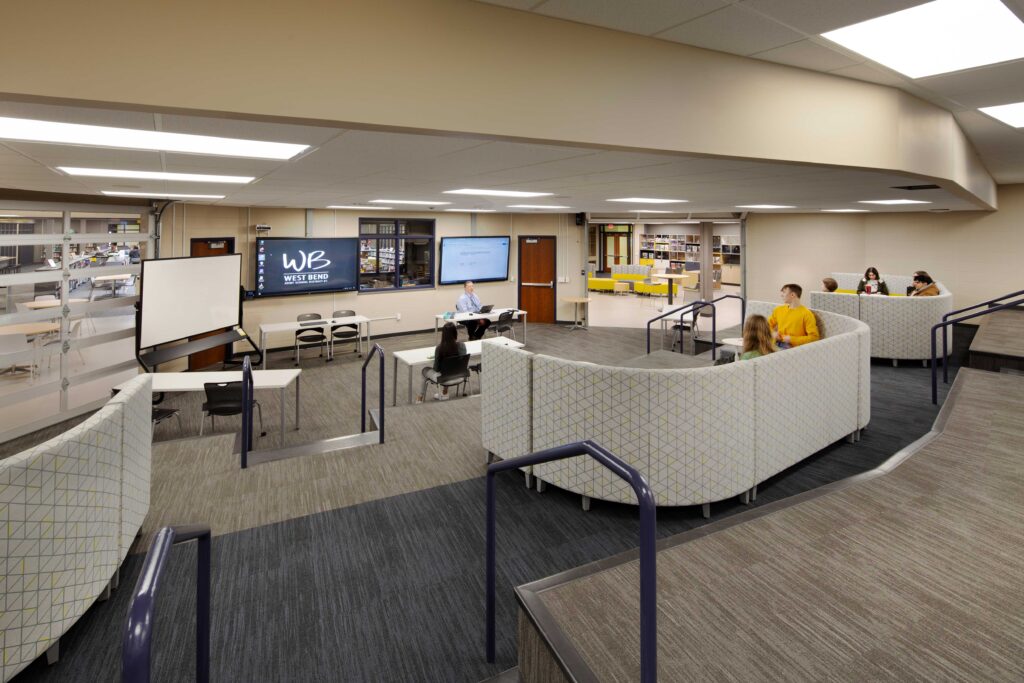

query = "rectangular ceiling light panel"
(821, 0), (1024, 79)
(102, 191), (225, 199)
(444, 189), (553, 197)
(59, 167), (255, 183)
(607, 197), (688, 203)
(0, 116), (309, 159)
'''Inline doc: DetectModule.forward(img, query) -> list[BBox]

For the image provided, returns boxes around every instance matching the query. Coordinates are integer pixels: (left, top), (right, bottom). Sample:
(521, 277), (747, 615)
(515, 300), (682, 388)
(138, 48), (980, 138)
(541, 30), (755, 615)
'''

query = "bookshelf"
(640, 232), (722, 289)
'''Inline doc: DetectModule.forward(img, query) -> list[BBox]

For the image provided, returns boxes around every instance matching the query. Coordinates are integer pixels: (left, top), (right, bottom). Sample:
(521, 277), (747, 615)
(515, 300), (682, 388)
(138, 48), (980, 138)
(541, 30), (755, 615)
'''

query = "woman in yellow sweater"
(768, 283), (820, 348)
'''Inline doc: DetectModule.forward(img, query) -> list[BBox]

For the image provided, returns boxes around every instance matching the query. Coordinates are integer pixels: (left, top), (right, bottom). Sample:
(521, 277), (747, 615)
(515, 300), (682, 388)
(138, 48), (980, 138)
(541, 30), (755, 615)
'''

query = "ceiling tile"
(655, 5), (806, 56)
(827, 62), (908, 88)
(741, 0), (926, 35)
(474, 0), (540, 10)
(534, 0), (728, 36)
(750, 38), (862, 71)
(917, 59), (1024, 108)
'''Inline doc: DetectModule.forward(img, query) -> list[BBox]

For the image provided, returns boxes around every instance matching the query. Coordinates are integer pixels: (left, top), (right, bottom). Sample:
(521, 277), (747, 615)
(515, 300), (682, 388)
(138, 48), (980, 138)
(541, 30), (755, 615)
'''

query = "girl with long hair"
(739, 314), (776, 360)
(419, 322), (466, 401)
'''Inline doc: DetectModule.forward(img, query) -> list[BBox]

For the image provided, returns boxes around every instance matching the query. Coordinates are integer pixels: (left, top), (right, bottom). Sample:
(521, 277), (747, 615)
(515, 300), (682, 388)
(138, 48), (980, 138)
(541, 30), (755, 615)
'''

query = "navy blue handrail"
(360, 343), (385, 443)
(646, 300), (707, 354)
(940, 289), (1024, 385)
(683, 301), (717, 359)
(240, 356), (254, 469)
(486, 441), (658, 683)
(930, 296), (1024, 403)
(122, 525), (211, 683)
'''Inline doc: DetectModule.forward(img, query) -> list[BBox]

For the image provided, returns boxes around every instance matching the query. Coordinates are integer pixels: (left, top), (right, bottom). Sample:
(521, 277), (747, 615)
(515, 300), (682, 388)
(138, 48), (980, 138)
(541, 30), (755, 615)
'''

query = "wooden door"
(518, 236), (556, 324)
(188, 238), (235, 370)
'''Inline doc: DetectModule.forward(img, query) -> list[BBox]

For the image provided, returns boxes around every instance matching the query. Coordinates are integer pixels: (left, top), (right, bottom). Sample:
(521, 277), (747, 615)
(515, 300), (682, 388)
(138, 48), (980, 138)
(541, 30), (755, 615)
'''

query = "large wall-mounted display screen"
(140, 254), (241, 348)
(438, 236), (510, 285)
(256, 237), (359, 297)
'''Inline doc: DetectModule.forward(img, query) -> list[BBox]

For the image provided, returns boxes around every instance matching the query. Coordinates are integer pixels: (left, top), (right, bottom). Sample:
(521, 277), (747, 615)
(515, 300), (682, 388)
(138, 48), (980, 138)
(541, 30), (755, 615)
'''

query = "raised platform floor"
(969, 308), (1024, 373)
(517, 368), (1024, 681)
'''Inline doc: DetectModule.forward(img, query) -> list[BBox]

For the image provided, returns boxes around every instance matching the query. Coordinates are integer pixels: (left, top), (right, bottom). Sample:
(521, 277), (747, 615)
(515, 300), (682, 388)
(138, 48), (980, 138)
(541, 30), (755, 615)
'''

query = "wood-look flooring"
(530, 368), (1024, 681)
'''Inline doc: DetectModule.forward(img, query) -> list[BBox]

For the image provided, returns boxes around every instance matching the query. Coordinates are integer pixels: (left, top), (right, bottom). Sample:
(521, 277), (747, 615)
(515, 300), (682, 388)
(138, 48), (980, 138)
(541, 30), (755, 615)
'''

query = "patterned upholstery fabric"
(1, 375), (152, 682)
(808, 291), (860, 320)
(611, 265), (651, 277)
(480, 341), (533, 461)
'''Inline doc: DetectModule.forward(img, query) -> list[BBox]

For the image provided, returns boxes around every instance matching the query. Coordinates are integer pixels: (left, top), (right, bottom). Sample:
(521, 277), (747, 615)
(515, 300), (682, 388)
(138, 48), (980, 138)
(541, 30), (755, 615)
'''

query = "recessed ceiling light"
(101, 191), (225, 199)
(0, 116), (308, 160)
(979, 101), (1024, 128)
(821, 0), (1024, 79)
(736, 204), (795, 209)
(58, 167), (255, 183)
(507, 204), (572, 209)
(822, 209), (870, 213)
(370, 199), (451, 205)
(444, 209), (498, 213)
(713, 221), (740, 224)
(858, 199), (930, 205)
(627, 209), (674, 214)
(327, 205), (392, 210)
(444, 189), (553, 198)
(607, 197), (688, 204)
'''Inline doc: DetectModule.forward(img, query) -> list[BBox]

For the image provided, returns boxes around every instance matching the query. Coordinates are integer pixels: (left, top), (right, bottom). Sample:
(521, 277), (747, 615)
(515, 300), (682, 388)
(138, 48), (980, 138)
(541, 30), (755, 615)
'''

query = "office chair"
(151, 407), (181, 434)
(489, 310), (516, 340)
(294, 313), (327, 365)
(199, 381), (265, 437)
(330, 309), (359, 355)
(424, 353), (471, 399)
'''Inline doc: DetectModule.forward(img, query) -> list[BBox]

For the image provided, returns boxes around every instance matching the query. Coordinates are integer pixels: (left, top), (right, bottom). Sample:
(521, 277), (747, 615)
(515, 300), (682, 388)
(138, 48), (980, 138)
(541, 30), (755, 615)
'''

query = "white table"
(259, 315), (372, 369)
(143, 369), (301, 447)
(434, 308), (527, 344)
(392, 337), (524, 406)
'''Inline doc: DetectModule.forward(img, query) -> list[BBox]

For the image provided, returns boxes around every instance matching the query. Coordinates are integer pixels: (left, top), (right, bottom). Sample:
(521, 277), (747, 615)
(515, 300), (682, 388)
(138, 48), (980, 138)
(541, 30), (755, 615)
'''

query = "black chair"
(199, 381), (265, 437)
(671, 310), (699, 355)
(469, 362), (482, 395)
(151, 407), (180, 433)
(489, 310), (516, 340)
(294, 313), (327, 365)
(424, 353), (471, 398)
(330, 309), (359, 356)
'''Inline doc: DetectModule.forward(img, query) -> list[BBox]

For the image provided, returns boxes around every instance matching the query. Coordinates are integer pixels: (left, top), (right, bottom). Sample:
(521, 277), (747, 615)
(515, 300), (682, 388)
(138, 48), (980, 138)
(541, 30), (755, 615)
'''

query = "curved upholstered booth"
(481, 302), (870, 511)
(809, 272), (953, 362)
(1, 375), (152, 682)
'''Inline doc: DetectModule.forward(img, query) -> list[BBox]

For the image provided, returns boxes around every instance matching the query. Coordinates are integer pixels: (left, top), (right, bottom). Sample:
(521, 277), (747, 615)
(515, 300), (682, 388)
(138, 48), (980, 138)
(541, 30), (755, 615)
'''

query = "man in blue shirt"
(455, 281), (491, 340)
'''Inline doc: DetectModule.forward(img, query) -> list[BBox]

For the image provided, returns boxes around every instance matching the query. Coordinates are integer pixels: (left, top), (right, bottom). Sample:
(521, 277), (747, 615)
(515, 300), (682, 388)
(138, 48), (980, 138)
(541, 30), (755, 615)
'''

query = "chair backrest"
(296, 312), (324, 340)
(0, 333), (29, 354)
(297, 313), (322, 323)
(497, 310), (514, 324)
(331, 309), (358, 334)
(332, 309), (356, 319)
(34, 294), (57, 301)
(438, 353), (471, 381)
(203, 381), (243, 412)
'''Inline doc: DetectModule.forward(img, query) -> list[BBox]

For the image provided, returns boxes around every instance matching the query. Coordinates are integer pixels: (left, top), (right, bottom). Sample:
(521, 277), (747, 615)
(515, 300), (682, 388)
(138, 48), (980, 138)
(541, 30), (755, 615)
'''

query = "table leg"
(667, 284), (674, 306)
(407, 362), (413, 405)
(261, 331), (268, 370)
(295, 376), (300, 430)
(279, 386), (286, 448)
(434, 317), (440, 343)
(523, 313), (527, 344)
(392, 357), (398, 407)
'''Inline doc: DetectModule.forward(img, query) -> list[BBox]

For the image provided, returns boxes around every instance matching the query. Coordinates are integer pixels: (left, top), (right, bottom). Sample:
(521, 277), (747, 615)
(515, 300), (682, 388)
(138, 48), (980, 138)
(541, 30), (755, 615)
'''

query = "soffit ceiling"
(478, 0), (1024, 185)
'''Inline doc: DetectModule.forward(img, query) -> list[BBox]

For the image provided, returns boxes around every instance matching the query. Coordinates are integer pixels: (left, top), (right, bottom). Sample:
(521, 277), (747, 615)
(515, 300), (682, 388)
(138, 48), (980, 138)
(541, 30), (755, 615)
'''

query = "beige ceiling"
(478, 0), (1024, 185)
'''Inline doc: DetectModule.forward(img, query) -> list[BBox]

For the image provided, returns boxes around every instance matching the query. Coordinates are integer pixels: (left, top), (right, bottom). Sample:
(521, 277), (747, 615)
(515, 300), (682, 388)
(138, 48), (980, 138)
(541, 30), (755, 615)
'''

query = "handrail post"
(361, 343), (385, 442)
(378, 347), (385, 443)
(240, 356), (251, 469)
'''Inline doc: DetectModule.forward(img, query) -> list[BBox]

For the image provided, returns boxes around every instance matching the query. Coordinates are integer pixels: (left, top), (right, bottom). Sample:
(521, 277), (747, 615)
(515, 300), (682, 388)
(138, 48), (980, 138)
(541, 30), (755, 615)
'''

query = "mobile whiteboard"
(139, 254), (241, 348)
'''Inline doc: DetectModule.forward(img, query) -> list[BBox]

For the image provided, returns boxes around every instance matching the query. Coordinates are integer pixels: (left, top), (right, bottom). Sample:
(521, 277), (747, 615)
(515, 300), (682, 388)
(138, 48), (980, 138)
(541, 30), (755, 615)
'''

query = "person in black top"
(857, 266), (889, 295)
(419, 322), (467, 401)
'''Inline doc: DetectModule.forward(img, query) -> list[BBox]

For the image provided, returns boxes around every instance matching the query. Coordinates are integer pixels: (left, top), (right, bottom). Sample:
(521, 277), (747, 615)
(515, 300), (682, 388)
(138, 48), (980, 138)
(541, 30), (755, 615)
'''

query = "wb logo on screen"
(282, 250), (331, 272)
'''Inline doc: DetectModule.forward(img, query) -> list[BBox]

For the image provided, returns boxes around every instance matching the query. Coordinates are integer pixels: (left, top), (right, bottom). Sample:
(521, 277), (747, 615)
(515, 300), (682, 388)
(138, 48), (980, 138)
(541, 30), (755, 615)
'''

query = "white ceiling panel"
(917, 59), (1024, 108)
(654, 5), (805, 56)
(533, 0), (728, 36)
(740, 0), (927, 35)
(826, 62), (907, 88)
(750, 38), (863, 71)
(477, 0), (540, 10)
(156, 114), (340, 146)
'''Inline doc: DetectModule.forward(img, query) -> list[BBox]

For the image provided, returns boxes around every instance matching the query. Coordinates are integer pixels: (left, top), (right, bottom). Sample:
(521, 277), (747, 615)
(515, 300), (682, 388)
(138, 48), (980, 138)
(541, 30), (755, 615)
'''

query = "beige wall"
(0, 0), (994, 206)
(160, 205), (584, 349)
(745, 184), (1024, 308)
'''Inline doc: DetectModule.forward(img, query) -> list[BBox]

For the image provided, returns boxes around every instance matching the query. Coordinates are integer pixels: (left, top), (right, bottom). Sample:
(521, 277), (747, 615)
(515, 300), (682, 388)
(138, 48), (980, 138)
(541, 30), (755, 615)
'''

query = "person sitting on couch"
(769, 283), (820, 348)
(856, 266), (889, 295)
(739, 314), (776, 360)
(822, 277), (839, 293)
(909, 271), (940, 296)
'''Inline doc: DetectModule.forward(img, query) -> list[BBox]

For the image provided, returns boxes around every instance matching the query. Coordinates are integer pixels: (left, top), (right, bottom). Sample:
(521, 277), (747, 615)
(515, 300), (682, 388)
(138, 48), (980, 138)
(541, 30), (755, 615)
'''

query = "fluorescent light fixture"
(0, 116), (308, 160)
(370, 199), (451, 206)
(821, 0), (1024, 79)
(444, 209), (497, 213)
(822, 209), (870, 213)
(444, 189), (553, 198)
(979, 101), (1024, 128)
(327, 205), (392, 210)
(858, 199), (930, 205)
(713, 221), (740, 224)
(607, 197), (688, 204)
(507, 204), (572, 209)
(628, 209), (674, 214)
(58, 167), (254, 183)
(101, 191), (225, 199)
(736, 204), (795, 209)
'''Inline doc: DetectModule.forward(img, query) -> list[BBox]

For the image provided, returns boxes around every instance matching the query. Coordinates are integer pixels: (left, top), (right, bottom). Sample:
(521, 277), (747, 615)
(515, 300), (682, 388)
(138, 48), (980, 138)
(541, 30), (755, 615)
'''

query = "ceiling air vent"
(890, 184), (940, 191)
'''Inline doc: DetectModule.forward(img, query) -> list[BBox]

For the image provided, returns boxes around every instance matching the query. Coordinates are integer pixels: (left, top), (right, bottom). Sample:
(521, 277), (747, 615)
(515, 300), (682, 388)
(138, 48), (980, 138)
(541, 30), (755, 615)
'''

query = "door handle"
(521, 281), (554, 287)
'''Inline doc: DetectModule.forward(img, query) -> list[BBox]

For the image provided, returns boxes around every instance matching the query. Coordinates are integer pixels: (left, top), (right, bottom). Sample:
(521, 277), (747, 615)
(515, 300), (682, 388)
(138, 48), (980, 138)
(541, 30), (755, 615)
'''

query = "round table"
(22, 298), (88, 310)
(563, 297), (592, 330)
(650, 273), (696, 306)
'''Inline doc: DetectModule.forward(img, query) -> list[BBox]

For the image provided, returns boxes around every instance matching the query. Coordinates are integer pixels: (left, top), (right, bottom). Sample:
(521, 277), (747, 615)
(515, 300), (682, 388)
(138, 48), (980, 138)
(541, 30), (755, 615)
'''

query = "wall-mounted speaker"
(575, 212), (585, 226)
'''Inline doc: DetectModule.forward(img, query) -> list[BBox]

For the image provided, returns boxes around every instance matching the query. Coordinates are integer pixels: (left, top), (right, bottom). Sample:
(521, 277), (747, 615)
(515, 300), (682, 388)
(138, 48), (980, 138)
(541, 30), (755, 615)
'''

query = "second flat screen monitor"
(256, 237), (358, 297)
(439, 236), (510, 285)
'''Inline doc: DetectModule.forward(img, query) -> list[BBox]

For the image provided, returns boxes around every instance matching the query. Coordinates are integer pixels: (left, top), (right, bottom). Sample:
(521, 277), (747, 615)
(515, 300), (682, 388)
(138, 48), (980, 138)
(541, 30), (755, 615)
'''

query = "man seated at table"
(768, 283), (820, 349)
(456, 281), (491, 340)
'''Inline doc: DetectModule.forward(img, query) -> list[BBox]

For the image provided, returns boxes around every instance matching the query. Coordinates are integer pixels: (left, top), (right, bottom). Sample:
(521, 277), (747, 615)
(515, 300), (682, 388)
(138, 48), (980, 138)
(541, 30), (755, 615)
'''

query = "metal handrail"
(486, 441), (657, 683)
(645, 300), (707, 354)
(930, 296), (1024, 403)
(940, 289), (1024, 384)
(240, 355), (254, 469)
(361, 343), (385, 443)
(682, 301), (717, 358)
(122, 525), (211, 683)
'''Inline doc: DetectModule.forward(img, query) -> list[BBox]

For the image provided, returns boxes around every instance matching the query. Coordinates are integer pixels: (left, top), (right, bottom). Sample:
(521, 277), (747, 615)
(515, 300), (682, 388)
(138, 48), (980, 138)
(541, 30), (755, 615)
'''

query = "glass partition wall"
(0, 205), (153, 441)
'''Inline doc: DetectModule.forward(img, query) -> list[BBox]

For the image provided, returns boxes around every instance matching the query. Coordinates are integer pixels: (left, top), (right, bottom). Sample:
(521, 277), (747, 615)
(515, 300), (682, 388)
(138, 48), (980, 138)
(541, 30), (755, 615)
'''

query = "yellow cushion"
(835, 288), (857, 294)
(612, 273), (647, 282)
(588, 277), (615, 291)
(639, 258), (655, 266)
(634, 282), (678, 296)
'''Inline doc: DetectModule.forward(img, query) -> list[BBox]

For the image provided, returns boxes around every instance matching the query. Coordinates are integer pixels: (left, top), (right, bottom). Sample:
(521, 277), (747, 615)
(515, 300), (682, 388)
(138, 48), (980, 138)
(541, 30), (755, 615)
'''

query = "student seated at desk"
(419, 322), (466, 402)
(456, 280), (491, 340)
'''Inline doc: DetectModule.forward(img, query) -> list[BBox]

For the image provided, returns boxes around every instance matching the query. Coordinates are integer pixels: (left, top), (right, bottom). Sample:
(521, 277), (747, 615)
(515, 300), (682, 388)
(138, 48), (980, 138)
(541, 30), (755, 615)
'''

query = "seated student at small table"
(857, 266), (889, 295)
(822, 277), (839, 293)
(456, 280), (491, 340)
(908, 271), (940, 296)
(419, 322), (466, 402)
(738, 314), (776, 360)
(768, 283), (820, 349)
